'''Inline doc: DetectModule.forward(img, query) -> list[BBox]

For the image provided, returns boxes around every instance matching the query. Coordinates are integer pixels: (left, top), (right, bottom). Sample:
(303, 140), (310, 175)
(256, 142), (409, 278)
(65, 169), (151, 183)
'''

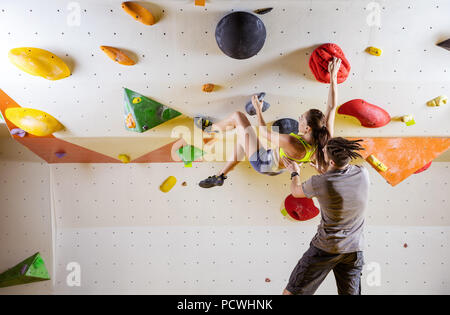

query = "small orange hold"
(182, 181), (187, 186)
(126, 113), (136, 128)
(100, 46), (135, 66)
(403, 243), (408, 248)
(202, 83), (215, 92)
(121, 1), (155, 25)
(195, 0), (206, 6)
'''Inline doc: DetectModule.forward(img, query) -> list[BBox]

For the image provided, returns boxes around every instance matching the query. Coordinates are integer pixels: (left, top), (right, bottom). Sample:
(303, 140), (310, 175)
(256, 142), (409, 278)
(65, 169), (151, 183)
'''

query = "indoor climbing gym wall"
(0, 0), (449, 295)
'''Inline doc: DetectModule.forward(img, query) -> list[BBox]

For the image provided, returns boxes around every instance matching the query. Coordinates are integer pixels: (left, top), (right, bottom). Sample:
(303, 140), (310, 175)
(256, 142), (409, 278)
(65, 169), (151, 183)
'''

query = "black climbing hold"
(437, 38), (450, 51)
(245, 92), (270, 116)
(215, 11), (266, 60)
(254, 8), (273, 15)
(271, 118), (299, 134)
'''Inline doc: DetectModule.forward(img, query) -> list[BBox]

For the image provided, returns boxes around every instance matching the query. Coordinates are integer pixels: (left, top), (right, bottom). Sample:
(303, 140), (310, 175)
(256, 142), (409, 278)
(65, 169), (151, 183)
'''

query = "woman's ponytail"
(306, 109), (331, 170)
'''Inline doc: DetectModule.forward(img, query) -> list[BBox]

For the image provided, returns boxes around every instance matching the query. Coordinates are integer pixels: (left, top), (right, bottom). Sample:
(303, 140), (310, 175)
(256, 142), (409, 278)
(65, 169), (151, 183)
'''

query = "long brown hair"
(306, 109), (330, 169)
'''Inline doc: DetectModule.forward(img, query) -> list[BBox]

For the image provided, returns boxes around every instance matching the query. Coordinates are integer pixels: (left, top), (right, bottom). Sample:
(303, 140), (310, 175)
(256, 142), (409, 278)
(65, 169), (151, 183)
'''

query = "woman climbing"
(196, 57), (342, 188)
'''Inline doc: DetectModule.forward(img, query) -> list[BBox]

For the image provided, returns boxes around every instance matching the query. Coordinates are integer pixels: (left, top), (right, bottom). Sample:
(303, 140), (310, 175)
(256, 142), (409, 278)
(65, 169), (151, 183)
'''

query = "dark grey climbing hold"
(245, 92), (270, 116)
(215, 11), (266, 60)
(254, 8), (273, 15)
(437, 38), (450, 51)
(272, 118), (298, 134)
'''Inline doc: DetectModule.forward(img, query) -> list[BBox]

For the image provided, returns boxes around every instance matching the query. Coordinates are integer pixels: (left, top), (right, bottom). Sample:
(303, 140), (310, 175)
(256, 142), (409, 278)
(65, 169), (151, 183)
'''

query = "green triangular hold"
(0, 252), (50, 288)
(177, 145), (204, 167)
(123, 88), (182, 133)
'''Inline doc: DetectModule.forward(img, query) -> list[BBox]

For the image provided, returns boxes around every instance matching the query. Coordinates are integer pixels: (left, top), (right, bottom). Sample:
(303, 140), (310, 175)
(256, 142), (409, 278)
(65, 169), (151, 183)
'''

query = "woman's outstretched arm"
(325, 57), (341, 138)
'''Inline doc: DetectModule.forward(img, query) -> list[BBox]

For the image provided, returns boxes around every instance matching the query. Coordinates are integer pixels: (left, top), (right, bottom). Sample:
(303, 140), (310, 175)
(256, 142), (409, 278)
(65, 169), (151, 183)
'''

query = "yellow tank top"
(279, 133), (317, 163)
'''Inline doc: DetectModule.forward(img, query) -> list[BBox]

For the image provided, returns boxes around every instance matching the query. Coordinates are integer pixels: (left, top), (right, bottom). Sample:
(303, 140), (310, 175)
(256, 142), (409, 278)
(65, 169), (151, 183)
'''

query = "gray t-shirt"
(302, 164), (370, 254)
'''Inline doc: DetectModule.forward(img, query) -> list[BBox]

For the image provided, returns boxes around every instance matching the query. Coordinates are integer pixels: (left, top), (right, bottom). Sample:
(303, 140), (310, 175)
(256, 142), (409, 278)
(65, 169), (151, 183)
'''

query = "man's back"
(302, 164), (370, 254)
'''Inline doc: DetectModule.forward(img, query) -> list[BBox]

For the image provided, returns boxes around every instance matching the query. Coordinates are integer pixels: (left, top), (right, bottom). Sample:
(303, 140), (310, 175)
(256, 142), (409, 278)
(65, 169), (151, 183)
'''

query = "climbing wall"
(0, 0), (449, 295)
(0, 0), (448, 140)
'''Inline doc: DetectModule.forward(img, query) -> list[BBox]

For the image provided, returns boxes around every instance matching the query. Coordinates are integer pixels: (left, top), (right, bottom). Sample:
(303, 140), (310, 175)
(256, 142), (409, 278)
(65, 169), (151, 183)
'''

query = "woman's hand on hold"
(328, 57), (342, 82)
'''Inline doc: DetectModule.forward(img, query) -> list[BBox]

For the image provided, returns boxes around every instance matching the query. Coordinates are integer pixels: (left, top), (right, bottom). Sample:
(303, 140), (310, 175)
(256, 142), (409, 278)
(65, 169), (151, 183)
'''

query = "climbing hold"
(265, 278), (271, 282)
(0, 252), (50, 288)
(427, 95), (447, 107)
(401, 115), (415, 126)
(215, 11), (266, 60)
(160, 176), (177, 193)
(309, 43), (351, 84)
(338, 99), (391, 128)
(5, 107), (63, 136)
(367, 154), (388, 172)
(118, 154), (130, 163)
(271, 118), (298, 134)
(100, 46), (135, 66)
(366, 46), (382, 56)
(403, 243), (408, 248)
(132, 97), (142, 104)
(124, 88), (182, 133)
(282, 195), (320, 221)
(437, 38), (450, 51)
(55, 151), (66, 158)
(414, 161), (432, 174)
(254, 8), (273, 15)
(177, 145), (204, 167)
(10, 128), (26, 137)
(121, 1), (155, 25)
(202, 83), (215, 93)
(245, 92), (270, 116)
(8, 47), (70, 80)
(195, 0), (205, 6)
(182, 181), (187, 186)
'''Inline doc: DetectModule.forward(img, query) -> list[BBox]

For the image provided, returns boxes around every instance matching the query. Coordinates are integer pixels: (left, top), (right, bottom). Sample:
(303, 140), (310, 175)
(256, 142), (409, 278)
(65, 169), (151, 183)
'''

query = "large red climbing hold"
(284, 195), (319, 221)
(309, 43), (351, 84)
(338, 99), (391, 128)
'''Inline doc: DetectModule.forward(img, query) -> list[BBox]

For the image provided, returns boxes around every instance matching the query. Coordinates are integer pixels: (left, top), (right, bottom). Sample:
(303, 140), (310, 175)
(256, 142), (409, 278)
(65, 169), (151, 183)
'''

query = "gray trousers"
(286, 243), (364, 295)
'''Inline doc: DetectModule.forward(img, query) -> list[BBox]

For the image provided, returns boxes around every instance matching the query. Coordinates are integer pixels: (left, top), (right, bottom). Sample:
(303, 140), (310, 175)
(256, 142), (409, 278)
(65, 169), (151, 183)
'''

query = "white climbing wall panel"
(0, 125), (53, 294)
(0, 0), (448, 140)
(49, 160), (450, 294)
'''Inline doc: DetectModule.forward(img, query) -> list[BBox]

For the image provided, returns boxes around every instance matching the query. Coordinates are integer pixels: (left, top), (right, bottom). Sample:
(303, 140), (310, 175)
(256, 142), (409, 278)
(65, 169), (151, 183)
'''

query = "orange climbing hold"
(100, 46), (135, 66)
(202, 83), (215, 92)
(195, 0), (206, 6)
(121, 1), (155, 25)
(348, 137), (450, 186)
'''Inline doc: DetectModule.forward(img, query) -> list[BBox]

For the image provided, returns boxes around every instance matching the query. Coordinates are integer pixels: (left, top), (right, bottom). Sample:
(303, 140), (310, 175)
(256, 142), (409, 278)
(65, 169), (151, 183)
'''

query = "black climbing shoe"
(199, 174), (227, 188)
(194, 116), (215, 133)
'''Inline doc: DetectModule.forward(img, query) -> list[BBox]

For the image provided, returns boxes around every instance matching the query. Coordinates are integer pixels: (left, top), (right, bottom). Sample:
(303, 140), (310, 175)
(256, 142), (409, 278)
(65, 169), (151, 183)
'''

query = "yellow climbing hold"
(132, 97), (141, 104)
(118, 154), (130, 163)
(160, 176), (177, 193)
(367, 154), (388, 172)
(427, 95), (447, 107)
(5, 107), (63, 136)
(366, 46), (382, 56)
(8, 47), (70, 80)
(401, 115), (415, 126)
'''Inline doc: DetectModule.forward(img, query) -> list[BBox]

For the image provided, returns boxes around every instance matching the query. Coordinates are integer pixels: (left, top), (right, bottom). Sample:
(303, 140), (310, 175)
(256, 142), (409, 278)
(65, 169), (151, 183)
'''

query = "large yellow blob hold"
(8, 47), (71, 80)
(5, 107), (63, 136)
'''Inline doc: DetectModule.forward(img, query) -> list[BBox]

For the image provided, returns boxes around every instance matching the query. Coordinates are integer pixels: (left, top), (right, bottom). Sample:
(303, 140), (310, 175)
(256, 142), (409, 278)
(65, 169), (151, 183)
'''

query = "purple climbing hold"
(55, 151), (66, 158)
(11, 128), (26, 137)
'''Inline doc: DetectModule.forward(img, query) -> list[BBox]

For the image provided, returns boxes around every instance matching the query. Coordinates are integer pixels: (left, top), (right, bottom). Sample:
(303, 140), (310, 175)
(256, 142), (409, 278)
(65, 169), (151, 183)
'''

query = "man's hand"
(310, 159), (327, 174)
(328, 57), (342, 83)
(282, 157), (301, 173)
(252, 95), (264, 113)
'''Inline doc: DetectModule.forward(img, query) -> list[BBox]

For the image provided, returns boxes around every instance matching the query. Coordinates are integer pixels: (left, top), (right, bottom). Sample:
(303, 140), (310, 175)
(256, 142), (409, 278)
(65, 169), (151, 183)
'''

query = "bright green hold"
(124, 88), (182, 133)
(0, 112), (4, 123)
(177, 145), (204, 167)
(0, 252), (50, 288)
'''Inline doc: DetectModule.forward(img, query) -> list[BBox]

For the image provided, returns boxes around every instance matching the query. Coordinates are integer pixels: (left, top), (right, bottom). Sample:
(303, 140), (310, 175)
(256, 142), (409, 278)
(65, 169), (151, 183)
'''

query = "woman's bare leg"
(215, 111), (262, 176)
